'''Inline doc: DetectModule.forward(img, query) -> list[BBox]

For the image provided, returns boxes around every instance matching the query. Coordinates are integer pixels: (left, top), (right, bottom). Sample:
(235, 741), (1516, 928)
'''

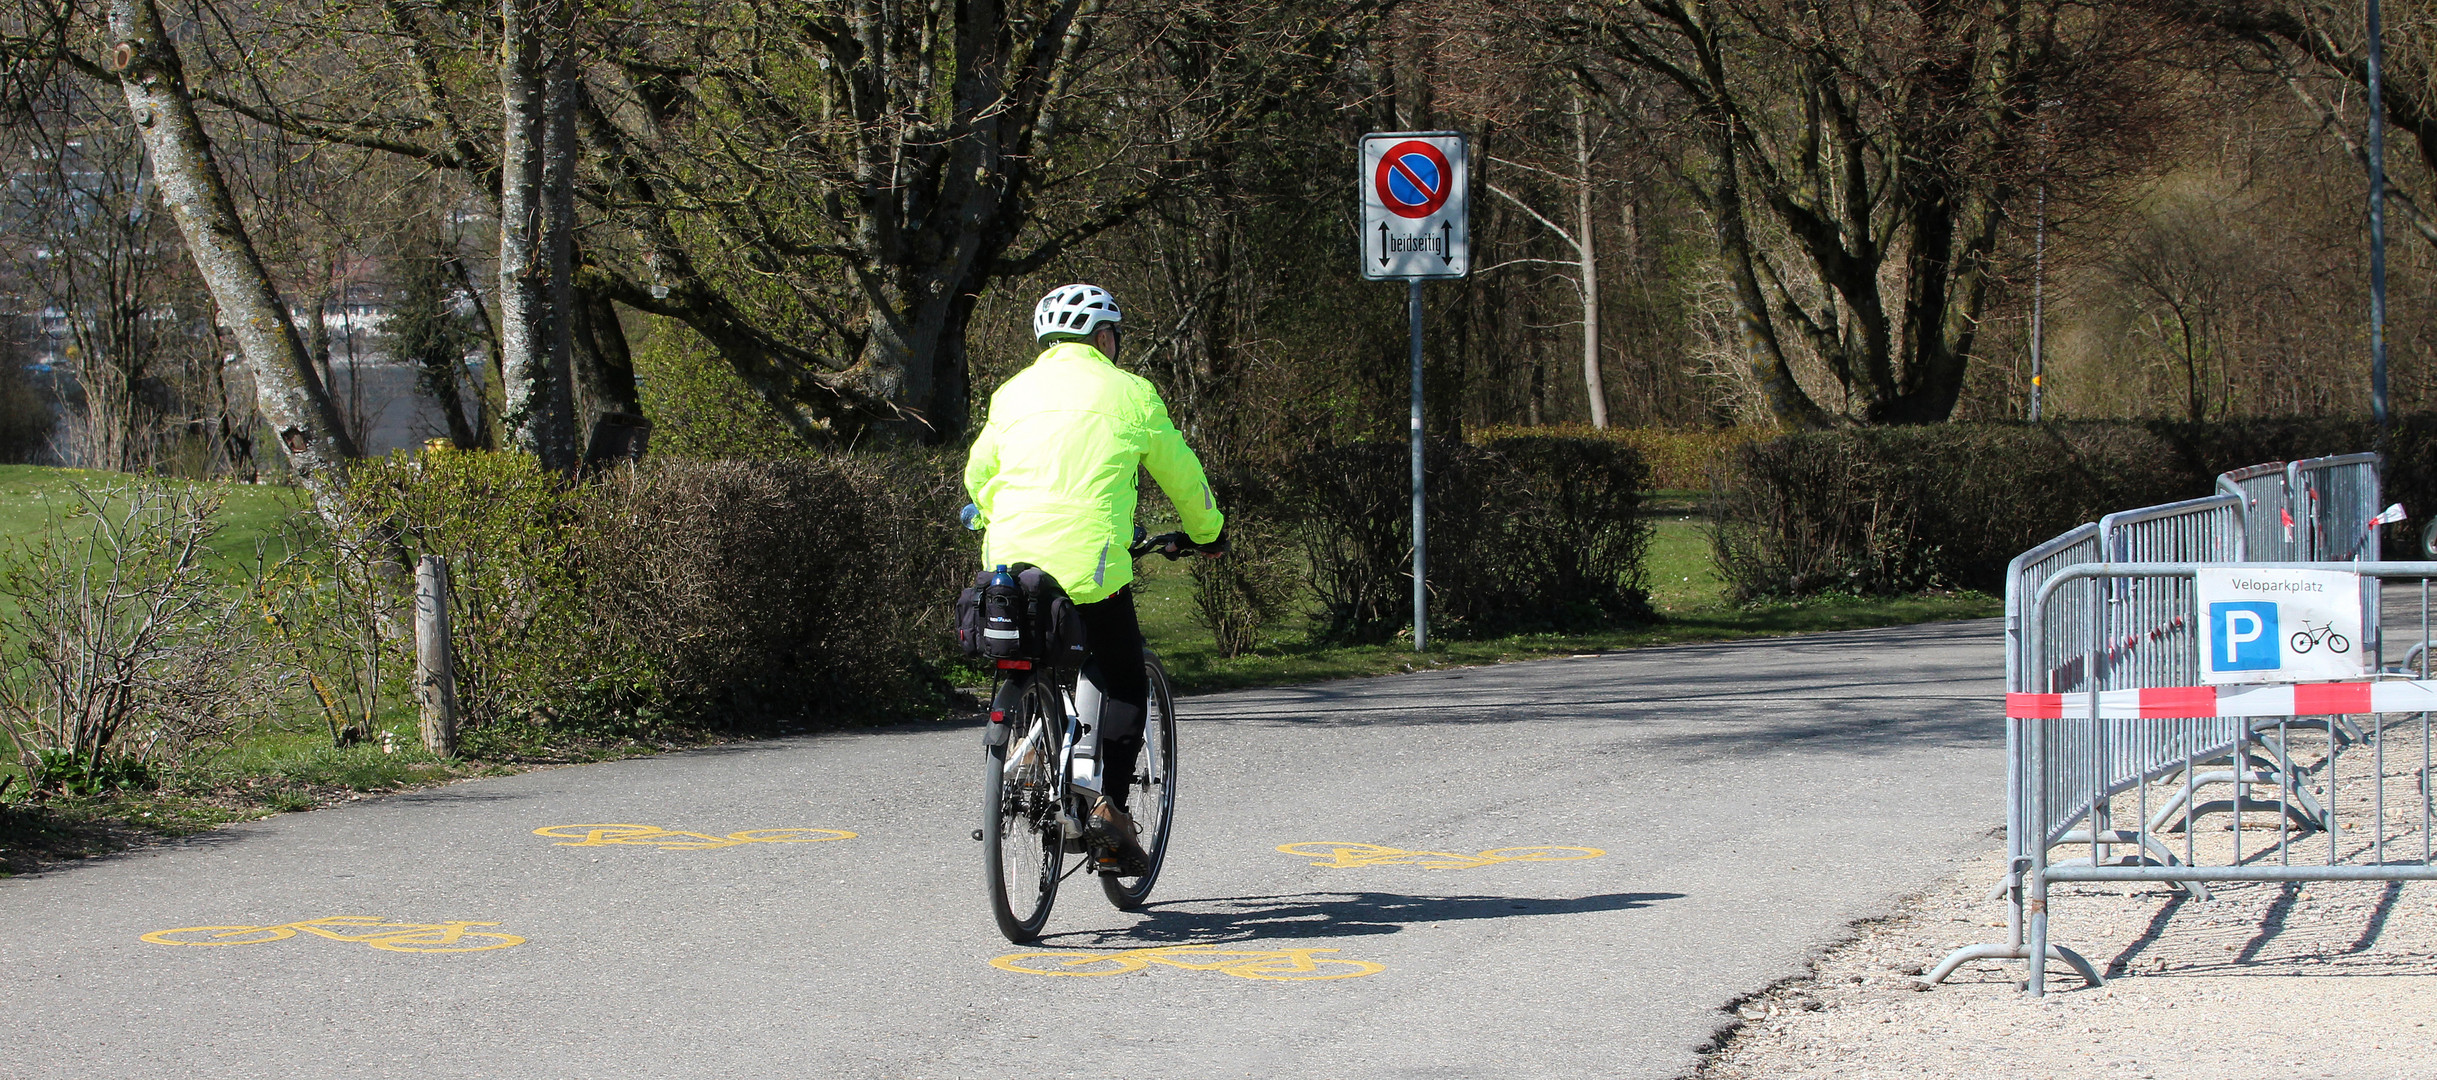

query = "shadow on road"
(1035, 889), (1684, 948)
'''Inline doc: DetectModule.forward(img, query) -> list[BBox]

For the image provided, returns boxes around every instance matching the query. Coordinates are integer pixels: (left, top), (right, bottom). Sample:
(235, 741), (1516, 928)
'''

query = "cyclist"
(964, 283), (1226, 875)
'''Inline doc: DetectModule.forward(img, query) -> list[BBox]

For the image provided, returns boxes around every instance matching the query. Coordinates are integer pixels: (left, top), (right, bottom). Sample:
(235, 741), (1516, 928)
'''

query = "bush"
(583, 455), (969, 724)
(0, 480), (272, 788)
(1187, 515), (1296, 658)
(1455, 435), (1654, 629)
(27, 747), (153, 796)
(342, 448), (973, 734)
(1264, 436), (1652, 642)
(1710, 417), (2437, 600)
(342, 449), (606, 731)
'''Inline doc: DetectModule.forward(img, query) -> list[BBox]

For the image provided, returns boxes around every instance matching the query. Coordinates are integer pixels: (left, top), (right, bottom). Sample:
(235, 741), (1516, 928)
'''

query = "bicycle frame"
(992, 662), (1092, 857)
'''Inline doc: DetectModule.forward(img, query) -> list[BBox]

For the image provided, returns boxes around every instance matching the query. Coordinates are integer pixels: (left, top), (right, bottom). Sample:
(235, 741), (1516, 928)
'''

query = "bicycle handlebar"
(1130, 529), (1228, 563)
(1130, 528), (1200, 560)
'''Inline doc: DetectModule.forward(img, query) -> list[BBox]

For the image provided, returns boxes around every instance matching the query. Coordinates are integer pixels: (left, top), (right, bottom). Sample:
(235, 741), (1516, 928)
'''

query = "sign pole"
(1409, 277), (1427, 653)
(1359, 130), (1467, 654)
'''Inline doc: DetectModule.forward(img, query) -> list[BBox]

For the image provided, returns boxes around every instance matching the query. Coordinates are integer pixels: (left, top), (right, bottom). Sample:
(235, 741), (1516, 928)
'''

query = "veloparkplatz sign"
(2195, 567), (2367, 684)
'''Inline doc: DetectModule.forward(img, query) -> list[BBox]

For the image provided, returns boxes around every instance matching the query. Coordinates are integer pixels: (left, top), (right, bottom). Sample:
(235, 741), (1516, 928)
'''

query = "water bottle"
(981, 565), (1024, 658)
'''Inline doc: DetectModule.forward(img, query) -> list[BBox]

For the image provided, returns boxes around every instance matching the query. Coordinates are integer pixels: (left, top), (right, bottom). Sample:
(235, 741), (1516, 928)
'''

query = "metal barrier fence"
(2292, 453), (2382, 561)
(2217, 462), (2295, 561)
(1933, 455), (2434, 997)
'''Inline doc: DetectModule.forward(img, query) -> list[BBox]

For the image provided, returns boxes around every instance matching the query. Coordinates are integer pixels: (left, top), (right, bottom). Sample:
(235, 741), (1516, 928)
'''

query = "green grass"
(1130, 509), (1998, 694)
(0, 464), (305, 565)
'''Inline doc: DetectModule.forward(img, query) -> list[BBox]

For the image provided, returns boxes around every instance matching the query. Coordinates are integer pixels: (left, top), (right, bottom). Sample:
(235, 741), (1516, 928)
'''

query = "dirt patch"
(1694, 846), (2437, 1080)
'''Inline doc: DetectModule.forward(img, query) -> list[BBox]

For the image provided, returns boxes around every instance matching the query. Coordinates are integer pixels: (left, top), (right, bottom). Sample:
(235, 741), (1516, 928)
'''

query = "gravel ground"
(1696, 721), (2437, 1080)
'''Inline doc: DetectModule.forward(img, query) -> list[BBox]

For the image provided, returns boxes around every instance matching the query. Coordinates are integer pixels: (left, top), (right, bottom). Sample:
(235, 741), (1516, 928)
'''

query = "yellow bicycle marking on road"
(992, 944), (1384, 981)
(533, 824), (858, 850)
(141, 916), (524, 953)
(1277, 842), (1606, 870)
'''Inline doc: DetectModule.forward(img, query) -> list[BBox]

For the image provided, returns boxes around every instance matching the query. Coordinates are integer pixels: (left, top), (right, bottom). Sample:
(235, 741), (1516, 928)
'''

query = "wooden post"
(414, 555), (460, 756)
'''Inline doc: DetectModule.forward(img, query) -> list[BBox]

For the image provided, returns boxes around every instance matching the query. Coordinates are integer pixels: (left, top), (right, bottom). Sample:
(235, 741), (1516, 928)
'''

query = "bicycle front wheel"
(1103, 650), (1178, 911)
(985, 678), (1065, 943)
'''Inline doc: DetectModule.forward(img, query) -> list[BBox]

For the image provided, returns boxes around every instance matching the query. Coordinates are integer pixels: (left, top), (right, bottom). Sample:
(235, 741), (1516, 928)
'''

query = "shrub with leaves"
(248, 511), (399, 746)
(340, 448), (607, 731)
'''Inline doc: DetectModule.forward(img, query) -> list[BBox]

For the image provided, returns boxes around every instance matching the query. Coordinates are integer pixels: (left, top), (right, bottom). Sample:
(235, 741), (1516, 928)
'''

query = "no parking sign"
(1361, 132), (1469, 279)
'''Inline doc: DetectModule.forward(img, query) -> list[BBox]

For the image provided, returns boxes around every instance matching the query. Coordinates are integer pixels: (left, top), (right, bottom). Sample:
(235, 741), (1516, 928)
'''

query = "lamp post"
(2029, 162), (2047, 423)
(2370, 0), (2392, 441)
(2029, 101), (2057, 423)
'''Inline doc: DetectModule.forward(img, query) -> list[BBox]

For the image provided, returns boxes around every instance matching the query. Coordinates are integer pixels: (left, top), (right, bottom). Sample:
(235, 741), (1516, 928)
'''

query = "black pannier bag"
(953, 564), (1089, 666)
(954, 572), (990, 657)
(1015, 565), (1089, 667)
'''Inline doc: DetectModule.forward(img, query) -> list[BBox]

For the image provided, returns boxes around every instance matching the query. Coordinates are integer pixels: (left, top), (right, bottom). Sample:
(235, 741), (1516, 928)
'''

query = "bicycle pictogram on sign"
(1374, 140), (1454, 219)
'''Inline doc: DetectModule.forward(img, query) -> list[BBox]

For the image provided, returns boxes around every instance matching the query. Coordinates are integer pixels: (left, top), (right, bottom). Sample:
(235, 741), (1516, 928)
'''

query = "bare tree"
(1559, 0), (2176, 426)
(105, 0), (357, 499)
(1487, 87), (1610, 428)
(144, 0), (1394, 445)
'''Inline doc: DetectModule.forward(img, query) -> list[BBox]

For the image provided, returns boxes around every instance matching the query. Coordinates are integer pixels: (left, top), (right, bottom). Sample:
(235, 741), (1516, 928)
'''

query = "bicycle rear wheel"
(1103, 650), (1178, 910)
(985, 678), (1065, 942)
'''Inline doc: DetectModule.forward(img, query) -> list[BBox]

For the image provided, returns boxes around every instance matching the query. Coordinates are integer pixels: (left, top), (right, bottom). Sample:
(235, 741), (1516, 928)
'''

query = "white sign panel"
(1360, 131), (1469, 279)
(2195, 568), (2366, 684)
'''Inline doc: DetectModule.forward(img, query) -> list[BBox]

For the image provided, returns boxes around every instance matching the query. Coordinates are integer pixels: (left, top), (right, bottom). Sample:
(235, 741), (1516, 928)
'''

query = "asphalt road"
(1, 620), (2008, 1080)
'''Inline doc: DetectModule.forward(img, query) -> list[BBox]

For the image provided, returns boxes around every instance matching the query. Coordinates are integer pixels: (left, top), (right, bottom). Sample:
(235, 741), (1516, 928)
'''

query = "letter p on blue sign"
(2211, 601), (2280, 671)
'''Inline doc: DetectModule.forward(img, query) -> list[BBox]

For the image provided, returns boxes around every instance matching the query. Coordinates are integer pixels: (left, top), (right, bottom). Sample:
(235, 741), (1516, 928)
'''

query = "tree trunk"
(1571, 91), (1607, 430)
(570, 285), (641, 441)
(1706, 132), (1835, 429)
(107, 0), (357, 501)
(497, 0), (576, 469)
(542, 46), (581, 454)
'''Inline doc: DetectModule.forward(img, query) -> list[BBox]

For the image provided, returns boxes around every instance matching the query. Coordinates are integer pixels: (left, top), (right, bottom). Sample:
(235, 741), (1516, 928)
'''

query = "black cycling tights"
(1073, 586), (1147, 812)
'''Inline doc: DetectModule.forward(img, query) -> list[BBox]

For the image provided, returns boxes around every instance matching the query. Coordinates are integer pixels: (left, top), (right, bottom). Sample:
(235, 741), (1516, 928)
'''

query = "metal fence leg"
(2028, 869), (2051, 997)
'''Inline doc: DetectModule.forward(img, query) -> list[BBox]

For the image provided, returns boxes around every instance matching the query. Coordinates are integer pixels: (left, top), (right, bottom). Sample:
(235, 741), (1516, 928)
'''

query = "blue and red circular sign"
(1374, 140), (1453, 219)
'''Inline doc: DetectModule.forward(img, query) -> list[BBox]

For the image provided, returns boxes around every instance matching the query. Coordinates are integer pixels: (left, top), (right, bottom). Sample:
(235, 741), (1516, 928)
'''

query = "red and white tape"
(2006, 679), (2437, 720)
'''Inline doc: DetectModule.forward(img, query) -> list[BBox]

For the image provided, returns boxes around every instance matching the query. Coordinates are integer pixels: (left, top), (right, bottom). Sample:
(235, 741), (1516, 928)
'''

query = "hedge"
(1712, 417), (2437, 599)
(1247, 434), (1653, 642)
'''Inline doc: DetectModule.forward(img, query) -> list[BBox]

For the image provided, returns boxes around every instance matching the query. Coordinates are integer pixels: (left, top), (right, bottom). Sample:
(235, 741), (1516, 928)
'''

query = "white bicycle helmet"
(1032, 283), (1123, 341)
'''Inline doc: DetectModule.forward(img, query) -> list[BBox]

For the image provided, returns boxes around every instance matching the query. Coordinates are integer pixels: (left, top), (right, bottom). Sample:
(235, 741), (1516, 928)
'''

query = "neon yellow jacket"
(964, 341), (1225, 604)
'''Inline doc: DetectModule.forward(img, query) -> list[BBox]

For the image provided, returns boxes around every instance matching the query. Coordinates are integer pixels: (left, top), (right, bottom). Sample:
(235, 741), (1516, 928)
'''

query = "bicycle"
(2290, 621), (2352, 654)
(980, 529), (1198, 943)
